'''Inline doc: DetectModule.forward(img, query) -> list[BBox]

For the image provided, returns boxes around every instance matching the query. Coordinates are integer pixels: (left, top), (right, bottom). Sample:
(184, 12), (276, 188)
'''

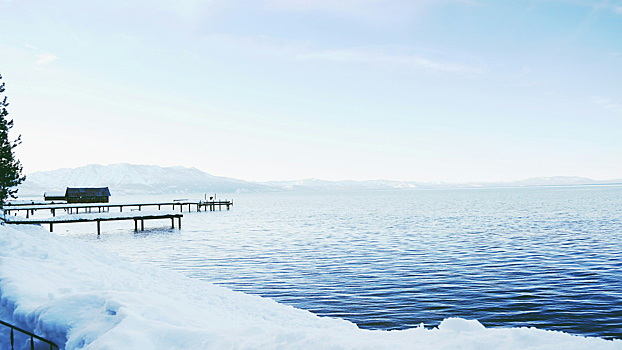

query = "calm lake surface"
(57, 186), (622, 339)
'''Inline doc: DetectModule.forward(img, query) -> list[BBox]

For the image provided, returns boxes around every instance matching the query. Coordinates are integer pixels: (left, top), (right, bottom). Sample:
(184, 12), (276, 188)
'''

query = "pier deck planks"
(3, 200), (233, 217)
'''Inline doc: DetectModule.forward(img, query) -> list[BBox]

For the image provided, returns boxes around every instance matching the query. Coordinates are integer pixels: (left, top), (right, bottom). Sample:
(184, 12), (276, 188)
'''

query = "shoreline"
(1, 224), (621, 349)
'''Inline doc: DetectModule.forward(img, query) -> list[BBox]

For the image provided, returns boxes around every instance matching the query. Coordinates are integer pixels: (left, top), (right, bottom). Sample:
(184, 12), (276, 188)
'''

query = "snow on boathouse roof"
(63, 187), (111, 203)
(65, 187), (111, 198)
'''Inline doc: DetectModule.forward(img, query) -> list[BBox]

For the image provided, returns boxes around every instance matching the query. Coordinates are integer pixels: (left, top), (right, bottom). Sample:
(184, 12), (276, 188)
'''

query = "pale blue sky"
(1, 0), (621, 182)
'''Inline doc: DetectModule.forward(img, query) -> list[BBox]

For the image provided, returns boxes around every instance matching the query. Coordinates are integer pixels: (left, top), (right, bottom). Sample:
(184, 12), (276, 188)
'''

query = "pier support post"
(134, 219), (138, 232)
(49, 223), (53, 232)
(178, 217), (182, 229)
(141, 220), (144, 231)
(97, 221), (101, 236)
(171, 217), (175, 229)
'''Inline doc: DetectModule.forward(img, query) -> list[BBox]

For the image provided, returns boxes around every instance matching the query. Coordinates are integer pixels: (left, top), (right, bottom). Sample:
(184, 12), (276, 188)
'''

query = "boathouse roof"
(65, 187), (111, 198)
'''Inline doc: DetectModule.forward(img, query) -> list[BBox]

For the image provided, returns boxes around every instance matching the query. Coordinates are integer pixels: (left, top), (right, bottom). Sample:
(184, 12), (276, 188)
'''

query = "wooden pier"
(1, 199), (232, 236)
(3, 200), (233, 217)
(2, 212), (184, 236)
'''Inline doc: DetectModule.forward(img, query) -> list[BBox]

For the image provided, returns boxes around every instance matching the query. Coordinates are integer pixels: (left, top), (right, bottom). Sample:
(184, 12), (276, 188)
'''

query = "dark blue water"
(72, 186), (622, 339)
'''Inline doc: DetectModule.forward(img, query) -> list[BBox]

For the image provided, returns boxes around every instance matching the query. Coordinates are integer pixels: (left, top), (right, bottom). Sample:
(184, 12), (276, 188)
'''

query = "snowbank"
(0, 224), (620, 349)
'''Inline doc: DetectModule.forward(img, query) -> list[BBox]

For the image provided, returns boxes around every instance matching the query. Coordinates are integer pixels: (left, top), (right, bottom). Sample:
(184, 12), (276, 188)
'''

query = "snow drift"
(0, 224), (620, 349)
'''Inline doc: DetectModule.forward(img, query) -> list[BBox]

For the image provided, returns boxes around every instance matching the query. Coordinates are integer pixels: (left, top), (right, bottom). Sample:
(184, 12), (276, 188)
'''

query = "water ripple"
(70, 187), (622, 339)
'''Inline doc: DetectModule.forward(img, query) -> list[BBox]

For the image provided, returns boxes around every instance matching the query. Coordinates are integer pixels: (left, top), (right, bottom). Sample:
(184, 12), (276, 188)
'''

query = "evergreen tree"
(0, 73), (25, 205)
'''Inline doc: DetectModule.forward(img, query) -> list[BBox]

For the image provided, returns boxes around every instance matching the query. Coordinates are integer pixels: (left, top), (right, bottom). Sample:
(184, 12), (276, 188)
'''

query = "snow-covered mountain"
(505, 176), (604, 187)
(264, 178), (424, 191)
(454, 176), (622, 188)
(18, 164), (622, 197)
(19, 164), (272, 196)
(265, 176), (622, 191)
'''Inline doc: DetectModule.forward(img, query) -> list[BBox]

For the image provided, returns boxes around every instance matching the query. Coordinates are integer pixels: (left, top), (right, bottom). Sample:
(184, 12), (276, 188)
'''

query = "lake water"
(55, 186), (622, 339)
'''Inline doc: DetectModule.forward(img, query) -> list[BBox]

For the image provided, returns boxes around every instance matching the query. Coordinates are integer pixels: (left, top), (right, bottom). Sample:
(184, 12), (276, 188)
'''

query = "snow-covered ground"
(1, 224), (620, 350)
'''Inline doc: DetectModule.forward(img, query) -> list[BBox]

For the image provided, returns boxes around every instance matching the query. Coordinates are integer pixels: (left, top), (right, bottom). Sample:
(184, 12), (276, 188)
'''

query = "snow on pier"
(2, 211), (183, 235)
(1, 200), (232, 235)
(3, 200), (233, 217)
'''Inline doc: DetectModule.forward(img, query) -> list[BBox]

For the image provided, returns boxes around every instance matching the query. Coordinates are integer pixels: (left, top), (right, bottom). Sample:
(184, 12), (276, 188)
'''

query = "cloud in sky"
(205, 33), (480, 75)
(299, 47), (481, 74)
(35, 53), (59, 67)
(246, 0), (484, 28)
(590, 96), (622, 115)
(261, 0), (423, 13)
(260, 0), (479, 13)
(17, 44), (59, 69)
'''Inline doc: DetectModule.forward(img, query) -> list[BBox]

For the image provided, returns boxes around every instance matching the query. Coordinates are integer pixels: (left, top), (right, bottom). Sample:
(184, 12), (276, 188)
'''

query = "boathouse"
(65, 187), (111, 203)
(43, 192), (66, 201)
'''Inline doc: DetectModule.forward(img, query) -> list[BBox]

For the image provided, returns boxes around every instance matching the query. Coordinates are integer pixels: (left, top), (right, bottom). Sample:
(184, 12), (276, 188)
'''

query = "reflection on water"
(60, 187), (622, 339)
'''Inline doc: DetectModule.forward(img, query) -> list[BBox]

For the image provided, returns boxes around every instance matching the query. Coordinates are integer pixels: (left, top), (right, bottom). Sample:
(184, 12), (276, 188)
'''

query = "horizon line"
(22, 163), (622, 185)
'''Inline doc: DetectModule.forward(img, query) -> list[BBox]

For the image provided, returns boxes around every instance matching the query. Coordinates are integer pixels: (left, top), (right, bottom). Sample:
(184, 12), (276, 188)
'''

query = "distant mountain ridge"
(18, 164), (622, 197)
(19, 163), (272, 196)
(265, 176), (622, 190)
